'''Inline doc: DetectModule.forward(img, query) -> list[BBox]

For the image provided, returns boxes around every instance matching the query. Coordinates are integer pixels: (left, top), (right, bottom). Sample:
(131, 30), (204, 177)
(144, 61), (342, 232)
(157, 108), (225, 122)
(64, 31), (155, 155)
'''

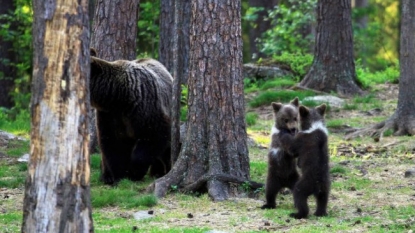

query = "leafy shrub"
(0, 0), (33, 114)
(258, 0), (317, 56)
(270, 52), (313, 80)
(248, 90), (314, 108)
(356, 63), (399, 89)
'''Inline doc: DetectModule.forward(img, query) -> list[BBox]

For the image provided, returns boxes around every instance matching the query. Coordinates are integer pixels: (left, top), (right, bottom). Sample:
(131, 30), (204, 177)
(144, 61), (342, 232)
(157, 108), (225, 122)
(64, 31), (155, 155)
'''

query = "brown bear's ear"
(271, 102), (283, 112)
(316, 104), (327, 116)
(299, 105), (309, 117)
(90, 48), (97, 57)
(290, 97), (299, 107)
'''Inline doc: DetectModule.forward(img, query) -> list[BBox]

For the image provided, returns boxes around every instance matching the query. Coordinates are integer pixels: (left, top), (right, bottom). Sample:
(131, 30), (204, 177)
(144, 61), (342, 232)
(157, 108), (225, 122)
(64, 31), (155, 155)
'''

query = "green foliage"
(245, 112), (258, 126)
(258, 0), (317, 56)
(271, 52), (313, 80)
(353, 0), (400, 71)
(0, 109), (30, 136)
(356, 64), (399, 89)
(137, 0), (160, 58)
(249, 90), (314, 108)
(0, 0), (33, 113)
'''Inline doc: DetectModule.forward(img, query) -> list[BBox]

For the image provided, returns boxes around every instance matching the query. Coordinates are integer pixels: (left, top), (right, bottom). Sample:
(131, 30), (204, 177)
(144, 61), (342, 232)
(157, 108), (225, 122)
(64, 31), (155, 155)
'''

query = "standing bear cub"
(90, 49), (173, 185)
(261, 97), (300, 209)
(280, 104), (331, 219)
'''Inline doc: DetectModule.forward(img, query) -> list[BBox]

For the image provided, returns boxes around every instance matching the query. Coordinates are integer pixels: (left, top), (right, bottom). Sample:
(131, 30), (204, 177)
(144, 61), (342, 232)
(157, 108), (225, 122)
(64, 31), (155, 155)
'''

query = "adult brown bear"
(90, 49), (173, 185)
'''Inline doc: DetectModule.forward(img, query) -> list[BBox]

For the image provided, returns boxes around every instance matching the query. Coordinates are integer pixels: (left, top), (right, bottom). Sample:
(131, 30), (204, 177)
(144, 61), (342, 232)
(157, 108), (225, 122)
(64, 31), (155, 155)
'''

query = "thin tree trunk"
(300, 0), (363, 97)
(248, 0), (278, 60)
(150, 0), (251, 201)
(159, 0), (188, 164)
(391, 0), (415, 135)
(89, 0), (139, 154)
(22, 0), (93, 232)
(0, 0), (17, 108)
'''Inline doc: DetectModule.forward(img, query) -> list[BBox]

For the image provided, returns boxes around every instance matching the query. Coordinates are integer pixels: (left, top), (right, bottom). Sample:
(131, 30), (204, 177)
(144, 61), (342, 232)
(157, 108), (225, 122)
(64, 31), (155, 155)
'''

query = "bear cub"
(261, 97), (300, 209)
(280, 104), (331, 219)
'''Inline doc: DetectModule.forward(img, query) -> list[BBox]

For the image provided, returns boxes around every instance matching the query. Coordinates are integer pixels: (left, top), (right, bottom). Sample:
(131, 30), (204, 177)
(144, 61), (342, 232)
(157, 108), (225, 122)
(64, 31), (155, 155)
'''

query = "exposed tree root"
(344, 113), (415, 141)
(181, 174), (264, 193)
(147, 172), (264, 199)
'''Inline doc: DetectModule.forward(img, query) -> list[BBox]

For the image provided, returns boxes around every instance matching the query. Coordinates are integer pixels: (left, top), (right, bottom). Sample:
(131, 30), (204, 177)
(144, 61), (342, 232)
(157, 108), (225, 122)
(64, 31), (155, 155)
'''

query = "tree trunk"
(91, 0), (138, 60)
(248, 0), (278, 60)
(0, 0), (17, 108)
(387, 0), (415, 135)
(22, 0), (93, 232)
(355, 0), (368, 29)
(159, 0), (190, 85)
(150, 0), (252, 201)
(159, 0), (189, 164)
(89, 0), (139, 154)
(300, 0), (363, 97)
(345, 0), (415, 139)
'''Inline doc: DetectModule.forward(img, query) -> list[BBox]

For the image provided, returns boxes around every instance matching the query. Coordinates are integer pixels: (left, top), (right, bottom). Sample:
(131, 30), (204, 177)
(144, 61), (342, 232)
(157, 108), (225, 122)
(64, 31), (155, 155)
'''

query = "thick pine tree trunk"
(150, 0), (252, 201)
(89, 0), (139, 154)
(300, 0), (363, 97)
(22, 0), (93, 232)
(345, 0), (415, 139)
(91, 0), (138, 60)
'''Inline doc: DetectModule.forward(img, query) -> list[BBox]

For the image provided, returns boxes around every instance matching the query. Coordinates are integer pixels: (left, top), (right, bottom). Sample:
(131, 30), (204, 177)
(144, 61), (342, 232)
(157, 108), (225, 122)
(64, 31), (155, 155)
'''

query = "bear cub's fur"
(280, 104), (331, 219)
(261, 97), (300, 209)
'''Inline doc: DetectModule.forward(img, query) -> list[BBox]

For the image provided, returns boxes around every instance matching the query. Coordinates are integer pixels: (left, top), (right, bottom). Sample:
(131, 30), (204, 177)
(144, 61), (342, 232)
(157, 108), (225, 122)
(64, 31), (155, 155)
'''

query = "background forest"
(0, 0), (401, 117)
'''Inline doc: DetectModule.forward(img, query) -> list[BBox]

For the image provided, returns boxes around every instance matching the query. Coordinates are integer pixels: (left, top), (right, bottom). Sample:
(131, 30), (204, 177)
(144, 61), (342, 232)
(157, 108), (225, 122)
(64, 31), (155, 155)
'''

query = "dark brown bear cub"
(280, 104), (330, 219)
(261, 97), (300, 209)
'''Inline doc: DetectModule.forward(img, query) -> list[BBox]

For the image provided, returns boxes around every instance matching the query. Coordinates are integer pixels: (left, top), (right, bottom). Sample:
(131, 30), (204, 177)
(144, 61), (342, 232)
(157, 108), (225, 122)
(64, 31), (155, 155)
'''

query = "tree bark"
(89, 0), (139, 154)
(22, 0), (93, 232)
(0, 0), (17, 108)
(300, 0), (363, 97)
(345, 0), (415, 139)
(159, 0), (191, 164)
(248, 0), (278, 60)
(150, 0), (252, 201)
(159, 0), (190, 84)
(91, 0), (138, 60)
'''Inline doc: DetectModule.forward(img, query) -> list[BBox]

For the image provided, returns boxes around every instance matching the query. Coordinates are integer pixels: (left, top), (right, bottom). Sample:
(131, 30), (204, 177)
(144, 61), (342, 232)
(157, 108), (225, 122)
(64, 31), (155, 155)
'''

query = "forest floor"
(1, 83), (415, 233)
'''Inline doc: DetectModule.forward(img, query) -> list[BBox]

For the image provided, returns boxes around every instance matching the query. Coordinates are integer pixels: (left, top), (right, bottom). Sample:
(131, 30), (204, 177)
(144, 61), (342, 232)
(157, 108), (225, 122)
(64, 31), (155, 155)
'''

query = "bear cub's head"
(298, 104), (327, 131)
(271, 97), (299, 135)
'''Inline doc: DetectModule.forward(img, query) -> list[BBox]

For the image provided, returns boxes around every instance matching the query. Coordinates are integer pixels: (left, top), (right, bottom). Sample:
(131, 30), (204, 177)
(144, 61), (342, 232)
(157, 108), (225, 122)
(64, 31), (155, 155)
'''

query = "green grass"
(357, 65), (399, 89)
(244, 77), (296, 93)
(245, 112), (258, 126)
(0, 110), (30, 138)
(248, 90), (315, 108)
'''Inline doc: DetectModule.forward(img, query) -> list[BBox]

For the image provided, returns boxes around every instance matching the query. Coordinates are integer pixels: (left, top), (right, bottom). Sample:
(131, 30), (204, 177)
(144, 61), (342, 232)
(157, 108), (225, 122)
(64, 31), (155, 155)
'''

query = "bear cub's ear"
(290, 97), (299, 107)
(316, 104), (327, 116)
(90, 48), (97, 57)
(299, 105), (309, 117)
(271, 102), (283, 112)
